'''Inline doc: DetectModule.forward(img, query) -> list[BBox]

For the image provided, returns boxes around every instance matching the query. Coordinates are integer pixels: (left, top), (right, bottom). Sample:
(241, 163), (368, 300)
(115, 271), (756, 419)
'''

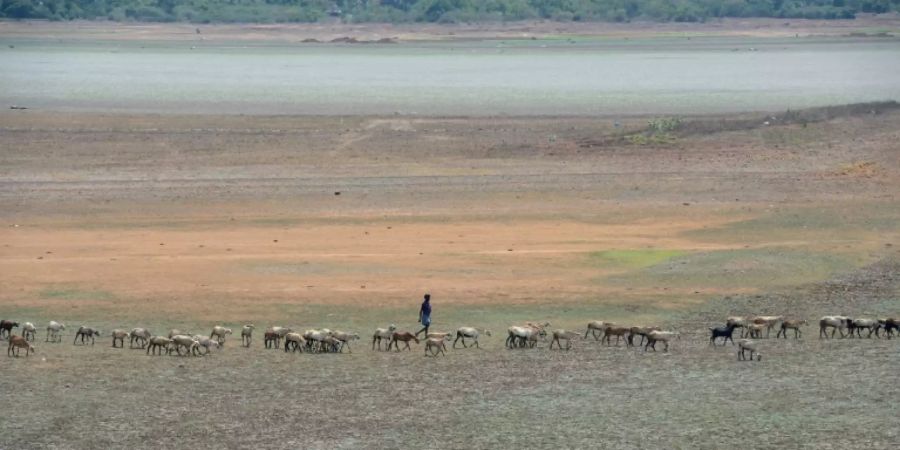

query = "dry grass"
(1, 259), (898, 449)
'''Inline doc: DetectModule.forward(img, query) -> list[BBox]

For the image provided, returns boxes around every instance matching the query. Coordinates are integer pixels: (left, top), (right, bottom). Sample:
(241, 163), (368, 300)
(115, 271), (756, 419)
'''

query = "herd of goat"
(2, 315), (898, 361)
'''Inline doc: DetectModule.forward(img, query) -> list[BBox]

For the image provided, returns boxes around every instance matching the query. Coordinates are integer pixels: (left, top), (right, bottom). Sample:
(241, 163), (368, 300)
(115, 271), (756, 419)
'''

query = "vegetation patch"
(39, 286), (116, 301)
(587, 249), (685, 270)
(686, 204), (900, 243)
(1, 0), (893, 22)
(606, 248), (855, 289)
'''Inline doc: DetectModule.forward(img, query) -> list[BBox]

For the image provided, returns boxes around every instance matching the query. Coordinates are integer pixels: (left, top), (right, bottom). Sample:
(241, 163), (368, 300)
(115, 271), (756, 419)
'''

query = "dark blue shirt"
(420, 300), (431, 317)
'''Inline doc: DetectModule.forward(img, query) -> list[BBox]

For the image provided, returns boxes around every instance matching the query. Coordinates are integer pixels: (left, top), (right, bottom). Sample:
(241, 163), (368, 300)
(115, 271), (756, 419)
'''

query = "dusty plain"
(1, 20), (900, 449)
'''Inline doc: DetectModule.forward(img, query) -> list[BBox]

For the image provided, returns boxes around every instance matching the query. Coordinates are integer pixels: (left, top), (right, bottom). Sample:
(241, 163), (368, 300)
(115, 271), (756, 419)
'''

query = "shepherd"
(415, 293), (432, 338)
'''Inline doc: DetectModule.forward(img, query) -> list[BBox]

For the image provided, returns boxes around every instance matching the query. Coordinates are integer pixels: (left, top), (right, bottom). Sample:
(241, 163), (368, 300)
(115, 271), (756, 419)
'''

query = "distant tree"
(2, 0), (899, 22)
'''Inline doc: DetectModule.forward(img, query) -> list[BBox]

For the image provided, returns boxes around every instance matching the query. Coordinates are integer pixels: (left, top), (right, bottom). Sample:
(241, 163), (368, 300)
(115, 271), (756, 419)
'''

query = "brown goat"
(389, 331), (419, 351)
(776, 319), (807, 339)
(627, 326), (661, 346)
(602, 326), (630, 346)
(264, 331), (279, 349)
(7, 335), (34, 357)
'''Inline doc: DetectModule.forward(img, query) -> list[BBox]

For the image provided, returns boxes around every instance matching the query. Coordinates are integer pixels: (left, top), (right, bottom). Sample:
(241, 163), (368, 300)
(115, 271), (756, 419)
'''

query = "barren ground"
(1, 102), (899, 447)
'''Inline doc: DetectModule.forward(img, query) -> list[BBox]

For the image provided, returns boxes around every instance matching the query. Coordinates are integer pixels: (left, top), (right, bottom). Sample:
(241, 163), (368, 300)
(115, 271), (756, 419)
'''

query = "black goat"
(709, 323), (737, 346)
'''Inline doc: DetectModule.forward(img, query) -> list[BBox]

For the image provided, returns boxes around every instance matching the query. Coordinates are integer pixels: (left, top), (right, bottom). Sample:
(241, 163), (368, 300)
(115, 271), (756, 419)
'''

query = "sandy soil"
(1, 106), (898, 320)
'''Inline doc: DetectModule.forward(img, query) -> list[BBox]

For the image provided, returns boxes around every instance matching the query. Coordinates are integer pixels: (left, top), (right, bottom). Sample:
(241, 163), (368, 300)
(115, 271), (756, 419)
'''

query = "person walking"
(415, 294), (432, 338)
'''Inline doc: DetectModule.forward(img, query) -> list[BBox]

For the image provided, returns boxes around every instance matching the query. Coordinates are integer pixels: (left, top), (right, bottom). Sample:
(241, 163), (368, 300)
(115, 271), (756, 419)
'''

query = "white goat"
(424, 336), (450, 357)
(644, 330), (679, 352)
(453, 327), (491, 349)
(130, 328), (152, 348)
(372, 324), (397, 351)
(210, 326), (232, 345)
(146, 336), (172, 355)
(193, 336), (220, 355)
(169, 334), (201, 356)
(283, 332), (306, 352)
(22, 322), (37, 341)
(819, 316), (849, 339)
(331, 331), (360, 353)
(506, 323), (547, 349)
(549, 329), (581, 350)
(584, 321), (612, 340)
(46, 321), (65, 343)
(737, 339), (762, 361)
(111, 329), (130, 348)
(241, 324), (255, 347)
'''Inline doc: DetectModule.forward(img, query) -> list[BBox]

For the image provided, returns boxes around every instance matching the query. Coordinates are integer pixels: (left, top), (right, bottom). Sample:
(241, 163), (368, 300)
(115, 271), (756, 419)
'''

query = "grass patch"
(39, 286), (116, 302)
(587, 249), (686, 270)
(685, 203), (900, 243)
(605, 248), (856, 290)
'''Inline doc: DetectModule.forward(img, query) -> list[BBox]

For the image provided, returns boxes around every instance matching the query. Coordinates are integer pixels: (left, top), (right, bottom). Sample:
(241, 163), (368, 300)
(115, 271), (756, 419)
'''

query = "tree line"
(2, 0), (898, 23)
